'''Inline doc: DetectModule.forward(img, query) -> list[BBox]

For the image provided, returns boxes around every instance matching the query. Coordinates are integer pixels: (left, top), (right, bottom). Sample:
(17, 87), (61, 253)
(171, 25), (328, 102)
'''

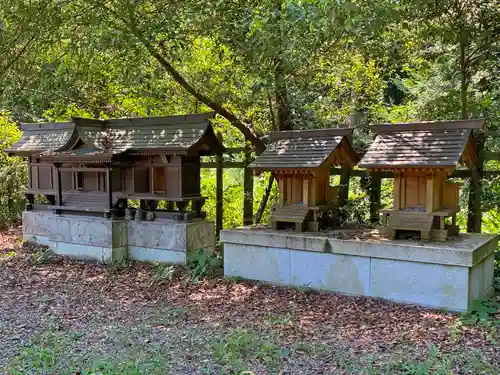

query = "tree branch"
(0, 34), (36, 78)
(91, 0), (265, 153)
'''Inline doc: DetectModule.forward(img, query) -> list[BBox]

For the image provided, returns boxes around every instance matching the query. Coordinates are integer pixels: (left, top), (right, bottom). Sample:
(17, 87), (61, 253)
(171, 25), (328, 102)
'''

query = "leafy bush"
(482, 208), (500, 280)
(151, 264), (177, 284)
(0, 114), (27, 227)
(200, 168), (277, 229)
(187, 248), (219, 283)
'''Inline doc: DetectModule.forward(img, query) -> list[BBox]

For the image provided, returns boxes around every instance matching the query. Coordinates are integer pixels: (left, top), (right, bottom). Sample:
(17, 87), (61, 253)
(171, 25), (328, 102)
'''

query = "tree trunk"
(460, 32), (468, 119)
(460, 28), (483, 233)
(148, 46), (265, 152)
(274, 56), (292, 131)
(255, 174), (275, 224)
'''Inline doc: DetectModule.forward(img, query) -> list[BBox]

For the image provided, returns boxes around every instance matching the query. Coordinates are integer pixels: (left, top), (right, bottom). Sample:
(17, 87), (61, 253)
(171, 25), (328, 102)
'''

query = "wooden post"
(243, 147), (254, 226)
(55, 163), (63, 206)
(426, 175), (435, 214)
(107, 166), (113, 210)
(286, 177), (292, 204)
(303, 177), (310, 207)
(338, 167), (350, 221)
(216, 153), (223, 239)
(467, 129), (485, 233)
(467, 165), (482, 233)
(278, 177), (285, 207)
(393, 174), (401, 211)
(369, 173), (381, 224)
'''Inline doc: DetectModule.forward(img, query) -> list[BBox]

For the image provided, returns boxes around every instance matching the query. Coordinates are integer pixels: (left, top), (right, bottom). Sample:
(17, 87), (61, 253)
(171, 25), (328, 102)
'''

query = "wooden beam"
(59, 167), (108, 173)
(201, 162), (246, 169)
(215, 153), (223, 239)
(484, 151), (500, 161)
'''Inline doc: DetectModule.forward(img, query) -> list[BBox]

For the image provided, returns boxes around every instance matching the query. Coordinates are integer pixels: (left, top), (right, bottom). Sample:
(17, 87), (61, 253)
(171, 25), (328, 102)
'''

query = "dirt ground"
(1, 228), (499, 375)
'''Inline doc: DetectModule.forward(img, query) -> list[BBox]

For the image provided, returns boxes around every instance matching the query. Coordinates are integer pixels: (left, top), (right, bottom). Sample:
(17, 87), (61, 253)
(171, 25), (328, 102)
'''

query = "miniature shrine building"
(7, 112), (224, 220)
(359, 119), (484, 241)
(250, 128), (359, 231)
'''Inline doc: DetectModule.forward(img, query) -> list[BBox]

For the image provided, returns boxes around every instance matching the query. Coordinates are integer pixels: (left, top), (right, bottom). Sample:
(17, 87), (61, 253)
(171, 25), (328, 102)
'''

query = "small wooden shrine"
(250, 128), (359, 231)
(359, 119), (484, 241)
(7, 112), (224, 220)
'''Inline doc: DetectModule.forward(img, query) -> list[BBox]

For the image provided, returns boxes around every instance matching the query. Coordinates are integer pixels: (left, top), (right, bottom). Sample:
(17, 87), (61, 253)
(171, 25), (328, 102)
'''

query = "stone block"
(51, 243), (112, 263)
(127, 220), (187, 251)
(220, 228), (328, 252)
(290, 251), (370, 295)
(224, 243), (291, 285)
(129, 246), (186, 264)
(370, 258), (469, 311)
(186, 220), (215, 252)
(469, 253), (495, 302)
(22, 211), (215, 265)
(221, 228), (498, 312)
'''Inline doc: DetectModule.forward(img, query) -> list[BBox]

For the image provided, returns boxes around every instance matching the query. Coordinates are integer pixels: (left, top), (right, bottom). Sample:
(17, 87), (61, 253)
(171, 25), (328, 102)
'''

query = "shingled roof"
(359, 119), (484, 170)
(7, 112), (224, 159)
(249, 128), (358, 170)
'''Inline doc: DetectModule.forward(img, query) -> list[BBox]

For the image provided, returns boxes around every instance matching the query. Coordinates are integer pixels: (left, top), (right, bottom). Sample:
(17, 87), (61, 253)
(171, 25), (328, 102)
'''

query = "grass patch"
(6, 331), (169, 375)
(212, 328), (290, 374)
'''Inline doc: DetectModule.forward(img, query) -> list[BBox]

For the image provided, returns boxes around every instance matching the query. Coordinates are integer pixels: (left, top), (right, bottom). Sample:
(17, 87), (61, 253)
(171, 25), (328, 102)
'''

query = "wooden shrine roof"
(7, 112), (224, 159)
(249, 128), (358, 170)
(359, 119), (484, 170)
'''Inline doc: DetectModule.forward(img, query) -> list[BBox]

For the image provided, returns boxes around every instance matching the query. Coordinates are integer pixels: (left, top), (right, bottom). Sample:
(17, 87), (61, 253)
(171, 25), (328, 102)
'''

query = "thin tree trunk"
(273, 0), (292, 131)
(460, 28), (483, 233)
(274, 56), (292, 131)
(255, 175), (275, 224)
(459, 33), (468, 119)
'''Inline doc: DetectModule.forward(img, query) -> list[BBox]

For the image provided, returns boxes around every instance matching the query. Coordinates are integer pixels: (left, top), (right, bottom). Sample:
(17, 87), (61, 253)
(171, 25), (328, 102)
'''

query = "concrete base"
(221, 228), (498, 312)
(23, 211), (215, 264)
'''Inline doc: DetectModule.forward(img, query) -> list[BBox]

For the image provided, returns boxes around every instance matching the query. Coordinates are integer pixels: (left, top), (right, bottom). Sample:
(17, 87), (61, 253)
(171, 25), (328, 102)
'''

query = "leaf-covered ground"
(1, 228), (499, 375)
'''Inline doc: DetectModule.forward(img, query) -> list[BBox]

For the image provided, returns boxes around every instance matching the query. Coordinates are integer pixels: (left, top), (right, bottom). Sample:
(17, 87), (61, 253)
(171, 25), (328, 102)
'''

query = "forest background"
(0, 0), (499, 263)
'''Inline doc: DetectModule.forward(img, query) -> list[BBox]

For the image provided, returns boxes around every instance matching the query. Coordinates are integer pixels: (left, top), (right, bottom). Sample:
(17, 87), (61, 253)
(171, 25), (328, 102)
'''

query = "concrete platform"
(221, 228), (498, 312)
(23, 211), (215, 264)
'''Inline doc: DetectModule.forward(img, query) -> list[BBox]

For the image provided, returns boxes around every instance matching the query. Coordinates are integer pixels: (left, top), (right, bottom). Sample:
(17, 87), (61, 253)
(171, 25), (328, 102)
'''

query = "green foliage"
(0, 114), (27, 226)
(212, 328), (289, 373)
(107, 257), (132, 274)
(30, 247), (53, 265)
(1, 0), (500, 242)
(8, 331), (169, 375)
(201, 168), (277, 229)
(151, 264), (177, 285)
(454, 297), (500, 345)
(187, 248), (219, 283)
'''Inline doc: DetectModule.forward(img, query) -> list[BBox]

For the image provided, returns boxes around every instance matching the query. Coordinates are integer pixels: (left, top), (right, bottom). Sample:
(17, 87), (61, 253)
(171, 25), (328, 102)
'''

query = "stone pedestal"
(221, 228), (498, 312)
(23, 211), (215, 264)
